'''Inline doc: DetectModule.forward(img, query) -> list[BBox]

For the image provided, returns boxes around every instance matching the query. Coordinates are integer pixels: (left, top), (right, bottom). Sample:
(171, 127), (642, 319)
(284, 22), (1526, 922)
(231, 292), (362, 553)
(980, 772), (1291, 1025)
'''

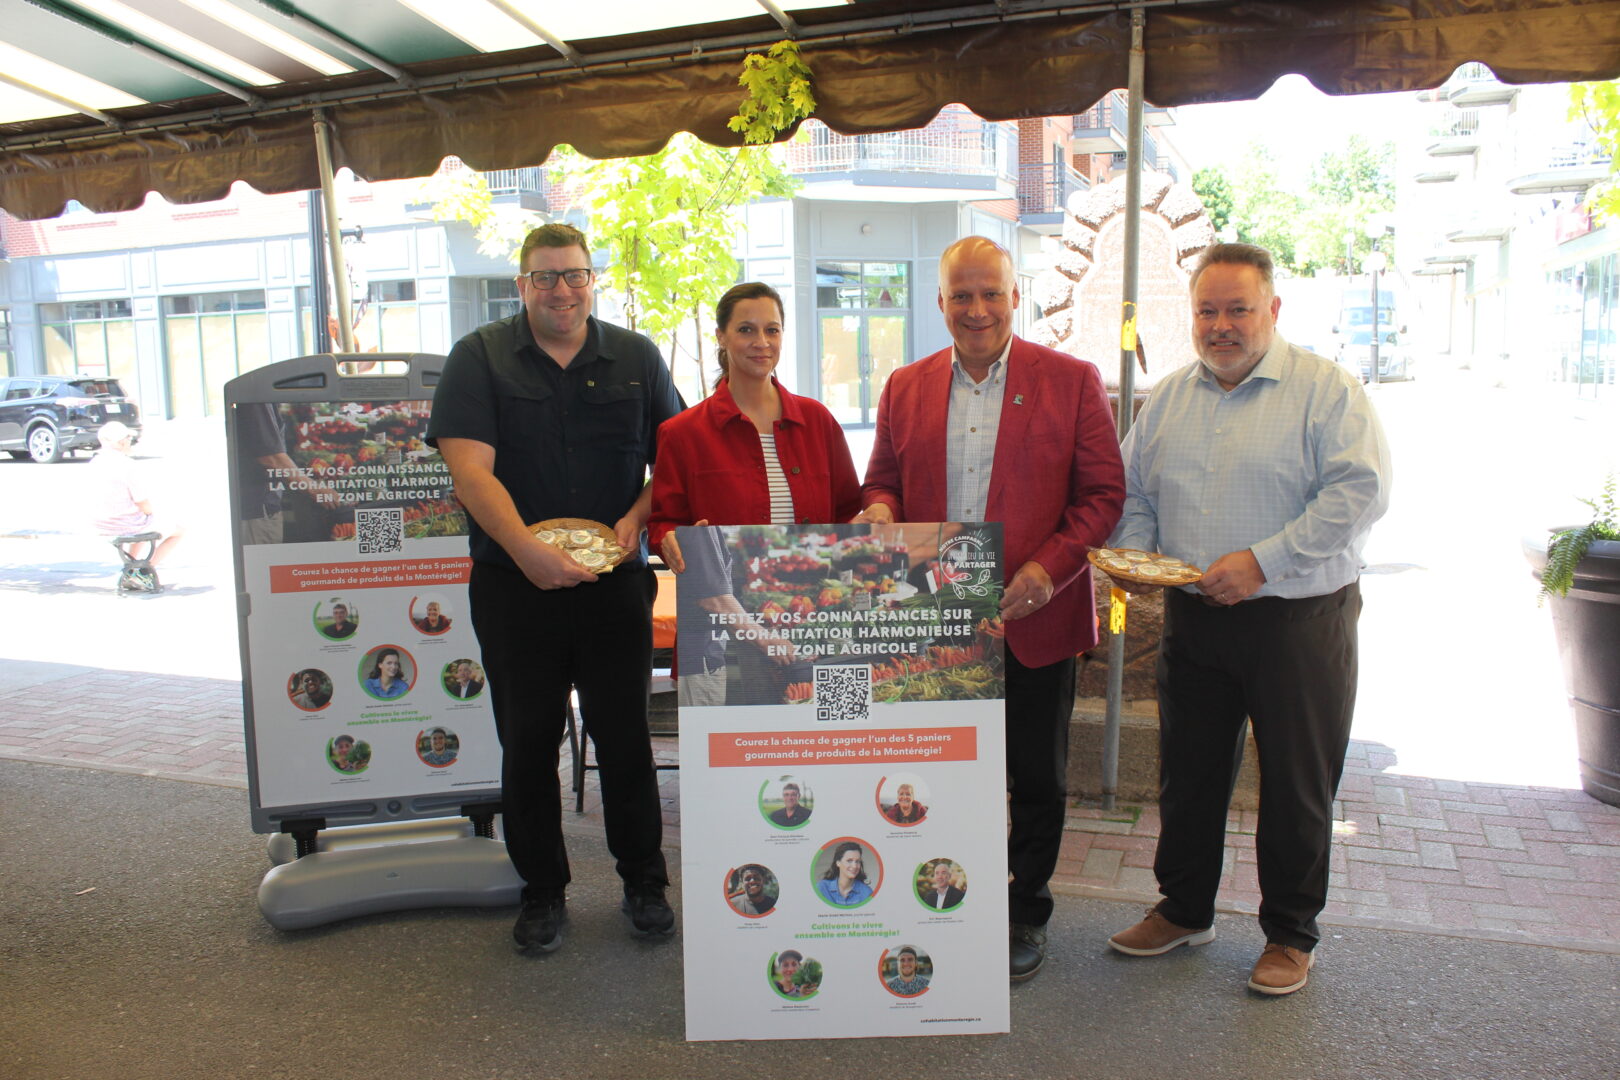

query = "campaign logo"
(933, 532), (996, 598)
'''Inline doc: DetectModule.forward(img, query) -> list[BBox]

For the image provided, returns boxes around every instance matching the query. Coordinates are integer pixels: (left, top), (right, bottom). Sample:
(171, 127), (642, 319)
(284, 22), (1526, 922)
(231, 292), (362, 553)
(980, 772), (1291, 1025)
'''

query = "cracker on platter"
(1088, 547), (1204, 586)
(528, 517), (632, 572)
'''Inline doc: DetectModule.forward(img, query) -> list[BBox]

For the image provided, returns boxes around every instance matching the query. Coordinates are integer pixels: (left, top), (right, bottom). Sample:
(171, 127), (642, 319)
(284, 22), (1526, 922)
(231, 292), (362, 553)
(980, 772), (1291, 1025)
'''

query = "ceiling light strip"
(68, 0), (281, 86)
(246, 0), (416, 85)
(179, 0), (355, 77)
(0, 70), (120, 126)
(483, 0), (583, 66)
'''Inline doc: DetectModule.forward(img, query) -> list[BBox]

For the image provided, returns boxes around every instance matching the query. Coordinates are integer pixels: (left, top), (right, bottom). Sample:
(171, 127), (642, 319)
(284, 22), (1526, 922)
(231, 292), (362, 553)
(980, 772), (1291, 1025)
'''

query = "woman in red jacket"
(649, 282), (862, 705)
(649, 281), (862, 559)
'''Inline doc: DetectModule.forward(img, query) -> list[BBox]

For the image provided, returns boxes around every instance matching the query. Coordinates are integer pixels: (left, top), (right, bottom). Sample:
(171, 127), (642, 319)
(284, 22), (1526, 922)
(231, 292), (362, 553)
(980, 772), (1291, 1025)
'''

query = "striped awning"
(2, 0), (1618, 220)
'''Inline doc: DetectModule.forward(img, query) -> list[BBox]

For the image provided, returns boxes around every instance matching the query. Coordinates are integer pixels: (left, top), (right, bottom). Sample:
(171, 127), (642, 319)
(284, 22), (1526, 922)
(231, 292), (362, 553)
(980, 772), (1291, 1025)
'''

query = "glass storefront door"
(816, 260), (910, 425)
(818, 312), (908, 425)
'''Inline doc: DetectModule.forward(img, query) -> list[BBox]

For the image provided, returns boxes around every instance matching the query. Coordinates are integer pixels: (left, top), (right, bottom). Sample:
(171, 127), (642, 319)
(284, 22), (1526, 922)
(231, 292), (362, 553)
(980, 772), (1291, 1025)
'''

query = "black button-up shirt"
(427, 313), (685, 571)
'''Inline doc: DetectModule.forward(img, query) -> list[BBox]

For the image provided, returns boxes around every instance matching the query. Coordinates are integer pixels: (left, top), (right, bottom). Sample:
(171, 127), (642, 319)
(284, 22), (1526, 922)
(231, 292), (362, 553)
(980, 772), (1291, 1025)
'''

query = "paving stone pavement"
(5, 661), (1617, 954)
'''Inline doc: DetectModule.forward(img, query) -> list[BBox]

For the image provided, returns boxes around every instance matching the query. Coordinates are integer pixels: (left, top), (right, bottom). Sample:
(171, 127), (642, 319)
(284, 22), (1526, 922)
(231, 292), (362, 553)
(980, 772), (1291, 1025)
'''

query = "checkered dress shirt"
(945, 338), (1012, 521)
(1111, 334), (1391, 598)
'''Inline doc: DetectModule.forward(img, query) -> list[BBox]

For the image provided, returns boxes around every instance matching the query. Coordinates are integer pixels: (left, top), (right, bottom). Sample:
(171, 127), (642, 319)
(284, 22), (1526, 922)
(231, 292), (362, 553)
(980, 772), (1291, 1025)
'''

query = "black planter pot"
(1524, 535), (1620, 807)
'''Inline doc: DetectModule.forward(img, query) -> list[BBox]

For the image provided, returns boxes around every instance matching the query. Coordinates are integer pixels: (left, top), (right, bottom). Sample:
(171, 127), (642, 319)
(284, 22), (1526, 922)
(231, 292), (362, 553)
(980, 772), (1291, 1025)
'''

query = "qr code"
(355, 508), (404, 554)
(814, 665), (871, 723)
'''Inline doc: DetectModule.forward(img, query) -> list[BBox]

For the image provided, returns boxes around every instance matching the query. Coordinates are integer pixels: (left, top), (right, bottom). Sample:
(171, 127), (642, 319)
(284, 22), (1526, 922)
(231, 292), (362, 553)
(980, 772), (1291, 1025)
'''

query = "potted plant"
(1524, 476), (1620, 807)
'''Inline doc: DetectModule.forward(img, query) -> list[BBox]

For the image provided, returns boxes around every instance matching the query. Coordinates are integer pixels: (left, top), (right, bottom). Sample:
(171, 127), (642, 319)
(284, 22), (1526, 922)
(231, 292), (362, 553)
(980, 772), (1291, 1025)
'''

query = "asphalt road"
(3, 758), (1618, 1080)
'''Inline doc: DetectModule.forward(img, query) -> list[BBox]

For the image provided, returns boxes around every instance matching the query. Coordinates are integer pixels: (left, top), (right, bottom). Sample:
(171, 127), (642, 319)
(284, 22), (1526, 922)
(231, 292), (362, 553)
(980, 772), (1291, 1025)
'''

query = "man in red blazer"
(861, 236), (1125, 981)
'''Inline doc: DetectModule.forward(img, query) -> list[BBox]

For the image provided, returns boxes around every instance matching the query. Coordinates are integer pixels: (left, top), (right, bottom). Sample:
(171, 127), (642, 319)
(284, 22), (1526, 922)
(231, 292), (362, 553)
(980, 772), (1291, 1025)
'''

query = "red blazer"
(862, 337), (1125, 667)
(649, 377), (862, 548)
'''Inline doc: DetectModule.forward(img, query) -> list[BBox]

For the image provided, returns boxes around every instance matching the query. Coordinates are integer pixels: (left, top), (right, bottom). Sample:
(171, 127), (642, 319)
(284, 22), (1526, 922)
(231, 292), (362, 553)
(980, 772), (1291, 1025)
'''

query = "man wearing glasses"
(428, 224), (686, 955)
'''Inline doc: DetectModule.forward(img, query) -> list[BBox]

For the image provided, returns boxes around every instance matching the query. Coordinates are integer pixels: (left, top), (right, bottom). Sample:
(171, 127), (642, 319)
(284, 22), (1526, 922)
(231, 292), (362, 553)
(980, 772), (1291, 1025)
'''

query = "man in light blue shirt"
(1103, 243), (1390, 998)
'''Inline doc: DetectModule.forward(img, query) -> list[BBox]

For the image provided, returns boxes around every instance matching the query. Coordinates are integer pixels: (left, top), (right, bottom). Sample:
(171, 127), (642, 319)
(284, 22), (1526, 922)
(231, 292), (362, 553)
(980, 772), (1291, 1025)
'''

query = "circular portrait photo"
(286, 668), (333, 712)
(879, 944), (933, 998)
(812, 838), (882, 910)
(358, 644), (415, 701)
(724, 863), (779, 918)
(416, 726), (460, 768)
(760, 776), (813, 829)
(877, 773), (929, 826)
(768, 949), (821, 1001)
(410, 594), (453, 636)
(315, 597), (359, 641)
(327, 733), (371, 774)
(441, 658), (486, 701)
(916, 857), (967, 913)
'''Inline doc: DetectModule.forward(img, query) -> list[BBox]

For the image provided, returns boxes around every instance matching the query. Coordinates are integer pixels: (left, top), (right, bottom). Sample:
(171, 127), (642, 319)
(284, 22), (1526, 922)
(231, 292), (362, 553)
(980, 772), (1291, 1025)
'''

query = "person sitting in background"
(88, 421), (184, 567)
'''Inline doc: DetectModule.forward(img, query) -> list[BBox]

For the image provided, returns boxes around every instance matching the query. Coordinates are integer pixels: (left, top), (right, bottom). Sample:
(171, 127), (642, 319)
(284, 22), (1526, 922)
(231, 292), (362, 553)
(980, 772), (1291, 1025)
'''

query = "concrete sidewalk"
(3, 657), (1616, 955)
(4, 757), (1618, 1080)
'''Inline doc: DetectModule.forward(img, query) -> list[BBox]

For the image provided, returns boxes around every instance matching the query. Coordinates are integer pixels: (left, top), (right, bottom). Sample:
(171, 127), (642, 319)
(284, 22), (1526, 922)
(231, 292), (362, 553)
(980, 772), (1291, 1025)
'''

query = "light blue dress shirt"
(1111, 334), (1390, 598)
(945, 338), (1011, 522)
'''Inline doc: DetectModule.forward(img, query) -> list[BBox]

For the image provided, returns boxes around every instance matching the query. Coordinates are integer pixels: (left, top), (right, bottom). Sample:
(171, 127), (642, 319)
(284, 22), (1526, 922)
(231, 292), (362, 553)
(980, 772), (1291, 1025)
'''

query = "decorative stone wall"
(1027, 171), (1215, 389)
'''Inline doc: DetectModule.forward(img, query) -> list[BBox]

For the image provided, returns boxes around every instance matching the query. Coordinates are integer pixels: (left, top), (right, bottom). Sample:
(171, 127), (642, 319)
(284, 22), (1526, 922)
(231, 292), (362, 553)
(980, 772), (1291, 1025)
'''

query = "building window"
(815, 261), (911, 425)
(0, 309), (12, 377)
(39, 299), (136, 385)
(815, 261), (909, 310)
(296, 281), (421, 355)
(354, 279), (421, 354)
(484, 278), (521, 323)
(162, 290), (270, 418)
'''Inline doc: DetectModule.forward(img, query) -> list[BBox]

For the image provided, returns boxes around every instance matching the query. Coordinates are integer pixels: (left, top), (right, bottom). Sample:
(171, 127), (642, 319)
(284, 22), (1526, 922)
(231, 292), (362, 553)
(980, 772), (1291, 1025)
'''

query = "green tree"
(1295, 135), (1396, 275)
(424, 42), (814, 396)
(1191, 166), (1234, 237)
(1571, 79), (1620, 222)
(1226, 143), (1300, 269)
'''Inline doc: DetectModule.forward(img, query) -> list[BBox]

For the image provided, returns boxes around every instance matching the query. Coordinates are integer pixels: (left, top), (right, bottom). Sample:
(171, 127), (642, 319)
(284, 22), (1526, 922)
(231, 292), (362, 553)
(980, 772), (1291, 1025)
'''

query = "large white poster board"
(677, 523), (1008, 1041)
(228, 359), (502, 833)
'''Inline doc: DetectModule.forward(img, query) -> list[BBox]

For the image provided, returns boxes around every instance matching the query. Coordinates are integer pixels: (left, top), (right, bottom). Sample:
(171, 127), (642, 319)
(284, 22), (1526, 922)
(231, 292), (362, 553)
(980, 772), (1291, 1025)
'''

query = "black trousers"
(1153, 584), (1361, 951)
(469, 560), (668, 902)
(1006, 650), (1077, 927)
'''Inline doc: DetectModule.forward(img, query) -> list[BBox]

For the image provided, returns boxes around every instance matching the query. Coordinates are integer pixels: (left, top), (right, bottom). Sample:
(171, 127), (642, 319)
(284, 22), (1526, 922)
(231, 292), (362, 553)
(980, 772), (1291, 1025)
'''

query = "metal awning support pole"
(1101, 5), (1147, 811)
(312, 109), (356, 355)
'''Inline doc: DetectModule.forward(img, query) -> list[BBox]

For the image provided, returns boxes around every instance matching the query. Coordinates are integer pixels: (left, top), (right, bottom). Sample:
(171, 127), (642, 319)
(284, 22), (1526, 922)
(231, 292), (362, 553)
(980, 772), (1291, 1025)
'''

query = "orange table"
(653, 570), (676, 650)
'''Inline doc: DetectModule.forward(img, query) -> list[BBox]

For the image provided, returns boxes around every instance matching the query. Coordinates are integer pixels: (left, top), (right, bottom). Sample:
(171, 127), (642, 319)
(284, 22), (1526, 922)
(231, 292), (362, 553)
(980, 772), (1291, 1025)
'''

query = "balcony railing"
(1018, 161), (1089, 216)
(789, 113), (1016, 183)
(483, 167), (551, 197)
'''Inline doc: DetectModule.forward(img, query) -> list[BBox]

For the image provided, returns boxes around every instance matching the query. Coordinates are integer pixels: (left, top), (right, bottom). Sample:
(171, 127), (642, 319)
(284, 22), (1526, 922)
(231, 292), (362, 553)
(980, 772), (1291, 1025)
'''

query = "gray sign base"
(258, 835), (522, 930)
(265, 816), (503, 866)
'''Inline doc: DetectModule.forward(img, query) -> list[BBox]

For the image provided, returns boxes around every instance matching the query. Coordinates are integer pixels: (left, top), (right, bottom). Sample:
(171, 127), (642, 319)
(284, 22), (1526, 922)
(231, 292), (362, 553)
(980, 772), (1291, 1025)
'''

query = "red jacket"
(649, 378), (863, 547)
(861, 337), (1125, 667)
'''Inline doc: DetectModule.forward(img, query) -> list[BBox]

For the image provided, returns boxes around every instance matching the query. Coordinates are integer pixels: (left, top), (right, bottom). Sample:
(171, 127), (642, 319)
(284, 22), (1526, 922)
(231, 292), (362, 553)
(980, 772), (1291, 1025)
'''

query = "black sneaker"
(1010, 922), (1048, 981)
(513, 895), (566, 953)
(621, 884), (676, 938)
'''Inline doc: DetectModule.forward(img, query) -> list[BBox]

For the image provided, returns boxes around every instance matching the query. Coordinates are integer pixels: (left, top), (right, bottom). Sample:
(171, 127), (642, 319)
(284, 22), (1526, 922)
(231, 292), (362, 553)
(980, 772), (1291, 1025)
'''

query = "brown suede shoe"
(1107, 909), (1216, 956)
(1247, 943), (1315, 995)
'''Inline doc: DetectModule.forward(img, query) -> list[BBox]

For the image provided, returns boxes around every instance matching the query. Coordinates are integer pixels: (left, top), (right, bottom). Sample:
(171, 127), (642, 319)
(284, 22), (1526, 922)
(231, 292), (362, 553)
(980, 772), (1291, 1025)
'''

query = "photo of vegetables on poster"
(676, 522), (1006, 710)
(677, 522), (1009, 1042)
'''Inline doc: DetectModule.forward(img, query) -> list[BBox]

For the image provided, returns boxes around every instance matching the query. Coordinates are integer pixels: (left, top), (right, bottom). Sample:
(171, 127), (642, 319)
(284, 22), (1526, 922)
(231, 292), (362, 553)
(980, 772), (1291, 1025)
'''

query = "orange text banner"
(268, 557), (472, 594)
(707, 726), (977, 768)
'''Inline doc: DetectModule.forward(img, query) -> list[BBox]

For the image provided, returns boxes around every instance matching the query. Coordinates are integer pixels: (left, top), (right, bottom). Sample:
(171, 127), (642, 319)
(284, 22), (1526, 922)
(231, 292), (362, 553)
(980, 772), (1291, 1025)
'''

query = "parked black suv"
(0, 375), (142, 463)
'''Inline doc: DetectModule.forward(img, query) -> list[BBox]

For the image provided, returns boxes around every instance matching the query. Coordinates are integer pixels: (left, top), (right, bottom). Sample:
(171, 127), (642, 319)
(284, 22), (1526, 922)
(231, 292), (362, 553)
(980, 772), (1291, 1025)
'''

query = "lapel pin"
(1013, 394), (1024, 405)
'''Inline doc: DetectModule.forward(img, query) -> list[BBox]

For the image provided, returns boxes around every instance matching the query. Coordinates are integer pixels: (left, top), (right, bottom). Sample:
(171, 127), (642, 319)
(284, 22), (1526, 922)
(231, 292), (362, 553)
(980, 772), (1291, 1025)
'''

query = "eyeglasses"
(522, 268), (593, 289)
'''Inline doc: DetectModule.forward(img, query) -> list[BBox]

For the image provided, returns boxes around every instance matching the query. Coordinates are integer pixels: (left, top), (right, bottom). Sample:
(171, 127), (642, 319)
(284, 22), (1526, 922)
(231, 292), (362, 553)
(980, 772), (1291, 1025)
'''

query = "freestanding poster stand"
(676, 522), (1010, 1040)
(224, 354), (518, 930)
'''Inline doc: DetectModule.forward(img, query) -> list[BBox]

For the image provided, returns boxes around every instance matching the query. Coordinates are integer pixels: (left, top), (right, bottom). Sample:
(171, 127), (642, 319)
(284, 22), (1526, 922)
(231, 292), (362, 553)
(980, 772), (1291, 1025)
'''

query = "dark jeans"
(1153, 584), (1361, 951)
(1006, 650), (1077, 927)
(469, 560), (668, 902)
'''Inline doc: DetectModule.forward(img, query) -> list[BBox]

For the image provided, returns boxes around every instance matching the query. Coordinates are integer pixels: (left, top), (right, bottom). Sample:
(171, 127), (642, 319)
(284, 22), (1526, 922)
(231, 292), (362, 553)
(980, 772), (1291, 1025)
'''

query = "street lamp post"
(1365, 250), (1387, 386)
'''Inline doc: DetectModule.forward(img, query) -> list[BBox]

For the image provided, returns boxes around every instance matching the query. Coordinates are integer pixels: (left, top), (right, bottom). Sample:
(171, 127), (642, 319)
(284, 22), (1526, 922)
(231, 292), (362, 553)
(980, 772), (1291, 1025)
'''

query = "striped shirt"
(945, 338), (1012, 521)
(1111, 333), (1391, 598)
(758, 431), (796, 524)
